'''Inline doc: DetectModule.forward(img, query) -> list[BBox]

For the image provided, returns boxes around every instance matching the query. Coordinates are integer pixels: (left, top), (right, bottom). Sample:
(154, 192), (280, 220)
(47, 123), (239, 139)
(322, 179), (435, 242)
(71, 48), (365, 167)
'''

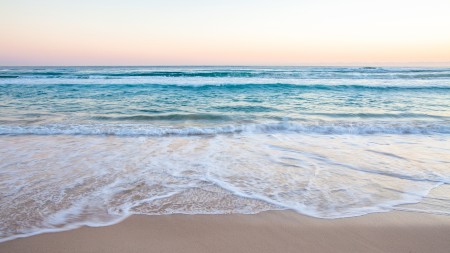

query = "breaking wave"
(1, 121), (449, 136)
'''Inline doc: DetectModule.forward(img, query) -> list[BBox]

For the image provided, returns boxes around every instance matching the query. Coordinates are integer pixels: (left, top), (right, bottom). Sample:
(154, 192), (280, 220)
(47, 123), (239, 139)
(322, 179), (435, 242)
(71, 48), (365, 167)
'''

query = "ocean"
(0, 66), (449, 241)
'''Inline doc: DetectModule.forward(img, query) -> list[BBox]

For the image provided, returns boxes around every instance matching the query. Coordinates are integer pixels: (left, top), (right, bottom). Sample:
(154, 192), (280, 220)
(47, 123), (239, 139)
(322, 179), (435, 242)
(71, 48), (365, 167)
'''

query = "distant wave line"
(1, 82), (450, 90)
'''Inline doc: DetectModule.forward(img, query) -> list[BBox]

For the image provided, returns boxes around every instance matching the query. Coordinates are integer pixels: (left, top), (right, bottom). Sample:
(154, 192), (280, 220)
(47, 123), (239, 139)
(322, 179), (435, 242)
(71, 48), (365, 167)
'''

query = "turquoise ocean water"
(0, 66), (449, 241)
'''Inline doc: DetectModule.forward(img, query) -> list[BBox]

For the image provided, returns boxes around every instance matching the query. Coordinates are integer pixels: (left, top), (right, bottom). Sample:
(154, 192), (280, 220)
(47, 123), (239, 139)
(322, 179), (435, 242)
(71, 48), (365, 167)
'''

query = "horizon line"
(2, 62), (450, 68)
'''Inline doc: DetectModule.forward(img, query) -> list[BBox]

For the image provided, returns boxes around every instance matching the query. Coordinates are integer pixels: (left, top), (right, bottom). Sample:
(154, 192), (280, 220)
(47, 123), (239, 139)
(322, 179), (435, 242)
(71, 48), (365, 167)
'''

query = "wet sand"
(1, 211), (450, 253)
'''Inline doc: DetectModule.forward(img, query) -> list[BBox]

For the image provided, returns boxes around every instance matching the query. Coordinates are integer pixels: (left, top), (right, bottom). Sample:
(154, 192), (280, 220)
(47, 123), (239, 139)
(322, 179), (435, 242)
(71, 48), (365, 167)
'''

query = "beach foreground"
(1, 211), (449, 253)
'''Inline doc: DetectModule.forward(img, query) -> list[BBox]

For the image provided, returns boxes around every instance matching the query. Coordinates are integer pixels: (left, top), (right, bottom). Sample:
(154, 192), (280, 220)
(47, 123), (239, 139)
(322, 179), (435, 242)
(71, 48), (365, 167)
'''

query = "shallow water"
(0, 66), (449, 241)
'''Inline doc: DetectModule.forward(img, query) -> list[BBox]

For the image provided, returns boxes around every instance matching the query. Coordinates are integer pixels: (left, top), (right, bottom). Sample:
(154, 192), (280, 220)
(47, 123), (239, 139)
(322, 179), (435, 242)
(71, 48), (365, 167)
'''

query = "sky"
(1, 0), (450, 66)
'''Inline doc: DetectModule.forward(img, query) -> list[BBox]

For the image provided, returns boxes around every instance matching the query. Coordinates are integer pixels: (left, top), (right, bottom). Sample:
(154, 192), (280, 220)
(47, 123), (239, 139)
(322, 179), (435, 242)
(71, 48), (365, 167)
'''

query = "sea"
(0, 66), (449, 242)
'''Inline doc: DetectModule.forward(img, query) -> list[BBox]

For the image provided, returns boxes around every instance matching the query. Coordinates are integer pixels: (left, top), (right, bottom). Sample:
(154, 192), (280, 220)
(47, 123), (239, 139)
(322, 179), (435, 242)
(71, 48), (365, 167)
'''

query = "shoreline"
(1, 211), (450, 253)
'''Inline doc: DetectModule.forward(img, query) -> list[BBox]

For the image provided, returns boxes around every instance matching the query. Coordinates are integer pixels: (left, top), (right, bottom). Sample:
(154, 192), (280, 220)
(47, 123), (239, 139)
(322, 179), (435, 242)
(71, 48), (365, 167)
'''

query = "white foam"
(1, 74), (450, 88)
(0, 133), (449, 242)
(0, 121), (449, 136)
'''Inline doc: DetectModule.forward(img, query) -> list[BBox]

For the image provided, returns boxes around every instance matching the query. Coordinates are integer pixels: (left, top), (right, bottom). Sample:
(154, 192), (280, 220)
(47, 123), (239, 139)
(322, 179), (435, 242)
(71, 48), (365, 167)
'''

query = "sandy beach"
(1, 211), (449, 253)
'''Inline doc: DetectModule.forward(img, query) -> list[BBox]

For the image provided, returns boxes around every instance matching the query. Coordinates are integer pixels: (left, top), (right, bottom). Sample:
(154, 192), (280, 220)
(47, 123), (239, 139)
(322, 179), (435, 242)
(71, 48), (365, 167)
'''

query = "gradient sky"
(1, 0), (450, 66)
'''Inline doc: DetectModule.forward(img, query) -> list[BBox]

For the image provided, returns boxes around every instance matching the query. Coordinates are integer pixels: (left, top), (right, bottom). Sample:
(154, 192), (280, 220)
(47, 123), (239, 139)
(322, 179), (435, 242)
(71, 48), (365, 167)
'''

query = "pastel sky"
(1, 0), (450, 66)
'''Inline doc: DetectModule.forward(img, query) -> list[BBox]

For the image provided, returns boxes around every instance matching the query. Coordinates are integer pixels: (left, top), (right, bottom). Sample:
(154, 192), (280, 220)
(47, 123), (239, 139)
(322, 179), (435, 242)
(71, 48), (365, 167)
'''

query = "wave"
(299, 112), (447, 119)
(1, 80), (450, 90)
(213, 105), (277, 112)
(2, 67), (450, 80)
(93, 113), (231, 121)
(0, 121), (449, 136)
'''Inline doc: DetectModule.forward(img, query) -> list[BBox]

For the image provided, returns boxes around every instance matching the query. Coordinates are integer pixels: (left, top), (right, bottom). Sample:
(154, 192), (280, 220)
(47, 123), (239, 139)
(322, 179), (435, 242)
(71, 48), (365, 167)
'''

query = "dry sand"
(1, 211), (450, 253)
